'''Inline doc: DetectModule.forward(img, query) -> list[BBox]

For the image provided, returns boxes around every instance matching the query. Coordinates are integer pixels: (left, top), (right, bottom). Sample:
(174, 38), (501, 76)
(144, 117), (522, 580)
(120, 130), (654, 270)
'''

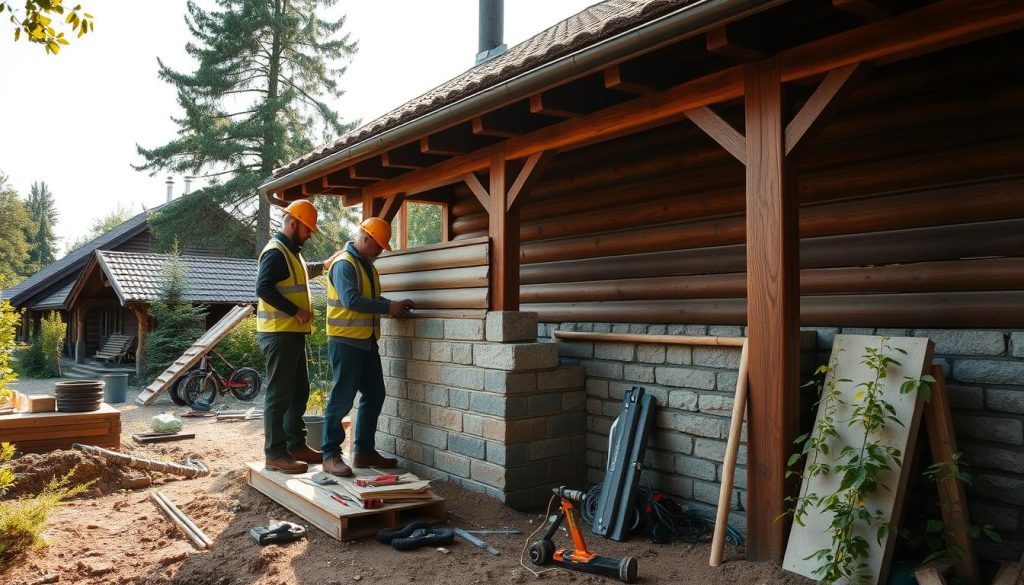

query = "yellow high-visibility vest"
(256, 239), (312, 334)
(325, 251), (381, 339)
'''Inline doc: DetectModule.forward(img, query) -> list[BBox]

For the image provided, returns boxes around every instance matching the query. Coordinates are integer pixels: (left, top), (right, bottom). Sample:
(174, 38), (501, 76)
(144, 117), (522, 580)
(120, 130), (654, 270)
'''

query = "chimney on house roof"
(476, 0), (506, 65)
(184, 176), (193, 195)
(165, 177), (174, 203)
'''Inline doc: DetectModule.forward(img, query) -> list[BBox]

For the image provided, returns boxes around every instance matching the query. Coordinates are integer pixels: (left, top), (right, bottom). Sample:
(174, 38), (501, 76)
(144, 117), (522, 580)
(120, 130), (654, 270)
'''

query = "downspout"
(260, 0), (787, 202)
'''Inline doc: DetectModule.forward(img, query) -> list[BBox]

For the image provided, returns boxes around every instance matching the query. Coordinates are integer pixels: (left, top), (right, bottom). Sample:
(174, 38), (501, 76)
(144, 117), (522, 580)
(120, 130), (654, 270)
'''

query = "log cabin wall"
(434, 34), (1024, 558)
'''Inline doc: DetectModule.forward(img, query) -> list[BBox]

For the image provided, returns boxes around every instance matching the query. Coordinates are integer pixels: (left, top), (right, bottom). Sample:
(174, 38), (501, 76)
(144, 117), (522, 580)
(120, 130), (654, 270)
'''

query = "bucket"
(102, 373), (129, 404)
(303, 414), (324, 451)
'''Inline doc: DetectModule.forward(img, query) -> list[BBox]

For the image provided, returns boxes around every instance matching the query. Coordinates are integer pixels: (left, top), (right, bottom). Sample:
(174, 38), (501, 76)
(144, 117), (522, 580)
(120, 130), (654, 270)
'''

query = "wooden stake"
(710, 340), (749, 566)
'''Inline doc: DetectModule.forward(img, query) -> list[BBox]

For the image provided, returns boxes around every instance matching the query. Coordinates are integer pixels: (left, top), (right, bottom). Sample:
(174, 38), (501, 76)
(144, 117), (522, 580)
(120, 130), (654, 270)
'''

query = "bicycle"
(181, 349), (262, 406)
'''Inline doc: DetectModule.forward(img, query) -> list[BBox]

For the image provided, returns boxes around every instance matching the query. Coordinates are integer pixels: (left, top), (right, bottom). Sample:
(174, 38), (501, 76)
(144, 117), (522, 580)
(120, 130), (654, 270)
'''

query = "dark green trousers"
(258, 333), (310, 458)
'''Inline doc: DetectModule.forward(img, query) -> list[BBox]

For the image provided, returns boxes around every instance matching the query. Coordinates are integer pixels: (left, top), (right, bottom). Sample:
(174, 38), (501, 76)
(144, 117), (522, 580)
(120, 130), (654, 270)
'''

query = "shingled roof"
(275, 0), (690, 176)
(95, 250), (259, 305)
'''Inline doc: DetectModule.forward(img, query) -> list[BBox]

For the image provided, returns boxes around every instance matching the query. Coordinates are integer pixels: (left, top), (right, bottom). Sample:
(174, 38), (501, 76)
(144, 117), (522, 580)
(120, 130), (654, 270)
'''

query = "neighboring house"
(0, 201), (256, 361)
(64, 251), (261, 377)
(260, 0), (1024, 561)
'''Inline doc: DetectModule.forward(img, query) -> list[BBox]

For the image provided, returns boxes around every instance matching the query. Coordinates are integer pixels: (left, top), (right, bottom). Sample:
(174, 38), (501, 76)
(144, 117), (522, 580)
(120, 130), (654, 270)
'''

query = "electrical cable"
(519, 495), (560, 578)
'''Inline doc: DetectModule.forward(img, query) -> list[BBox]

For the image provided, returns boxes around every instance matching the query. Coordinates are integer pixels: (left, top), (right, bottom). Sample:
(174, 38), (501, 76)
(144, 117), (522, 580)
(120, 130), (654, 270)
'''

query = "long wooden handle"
(710, 340), (749, 567)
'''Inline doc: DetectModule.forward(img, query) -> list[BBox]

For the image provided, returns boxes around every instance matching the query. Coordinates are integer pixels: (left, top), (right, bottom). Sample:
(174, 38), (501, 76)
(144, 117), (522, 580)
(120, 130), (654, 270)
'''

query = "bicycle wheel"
(183, 371), (218, 406)
(229, 367), (262, 401)
(168, 375), (188, 406)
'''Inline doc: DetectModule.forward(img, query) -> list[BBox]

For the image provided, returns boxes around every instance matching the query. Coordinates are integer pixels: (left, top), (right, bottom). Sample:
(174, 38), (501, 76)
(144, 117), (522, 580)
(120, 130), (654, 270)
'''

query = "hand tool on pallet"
(354, 473), (410, 487)
(299, 478), (384, 509)
(528, 486), (638, 583)
(453, 527), (501, 555)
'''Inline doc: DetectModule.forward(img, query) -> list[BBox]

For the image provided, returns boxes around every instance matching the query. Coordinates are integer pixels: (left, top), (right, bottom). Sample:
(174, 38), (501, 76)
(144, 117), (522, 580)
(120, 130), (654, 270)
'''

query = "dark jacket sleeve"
(256, 249), (300, 316)
(331, 261), (391, 315)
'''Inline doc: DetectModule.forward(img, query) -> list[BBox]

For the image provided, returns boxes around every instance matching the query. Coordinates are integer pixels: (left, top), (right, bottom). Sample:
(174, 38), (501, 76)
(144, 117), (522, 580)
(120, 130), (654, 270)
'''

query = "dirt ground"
(3, 379), (813, 585)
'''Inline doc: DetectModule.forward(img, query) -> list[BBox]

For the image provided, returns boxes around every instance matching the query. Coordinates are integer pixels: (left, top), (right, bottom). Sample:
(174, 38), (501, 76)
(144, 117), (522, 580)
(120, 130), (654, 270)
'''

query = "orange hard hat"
(360, 217), (392, 251)
(282, 200), (319, 234)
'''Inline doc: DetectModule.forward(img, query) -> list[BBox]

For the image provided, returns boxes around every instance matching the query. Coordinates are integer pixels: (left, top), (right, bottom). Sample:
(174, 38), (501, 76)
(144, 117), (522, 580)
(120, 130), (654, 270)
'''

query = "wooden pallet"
(0, 403), (121, 453)
(137, 304), (253, 405)
(246, 463), (446, 540)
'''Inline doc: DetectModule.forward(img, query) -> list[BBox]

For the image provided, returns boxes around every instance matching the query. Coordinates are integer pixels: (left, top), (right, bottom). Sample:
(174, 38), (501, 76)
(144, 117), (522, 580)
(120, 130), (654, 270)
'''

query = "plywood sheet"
(783, 335), (933, 585)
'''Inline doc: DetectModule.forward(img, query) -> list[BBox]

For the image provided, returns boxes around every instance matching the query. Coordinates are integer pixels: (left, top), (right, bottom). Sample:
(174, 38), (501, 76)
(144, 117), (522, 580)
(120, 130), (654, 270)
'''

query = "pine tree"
(143, 244), (208, 380)
(0, 174), (33, 286)
(26, 181), (59, 271)
(134, 0), (358, 256)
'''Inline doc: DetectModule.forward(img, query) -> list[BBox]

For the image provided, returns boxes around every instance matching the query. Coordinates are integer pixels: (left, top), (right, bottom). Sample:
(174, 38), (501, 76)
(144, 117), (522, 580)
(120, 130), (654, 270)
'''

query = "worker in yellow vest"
(256, 200), (336, 474)
(320, 217), (414, 477)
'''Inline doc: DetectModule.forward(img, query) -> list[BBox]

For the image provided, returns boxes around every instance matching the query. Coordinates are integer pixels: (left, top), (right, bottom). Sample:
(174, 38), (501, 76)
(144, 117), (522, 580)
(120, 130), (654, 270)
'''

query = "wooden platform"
(246, 463), (446, 540)
(0, 403), (121, 454)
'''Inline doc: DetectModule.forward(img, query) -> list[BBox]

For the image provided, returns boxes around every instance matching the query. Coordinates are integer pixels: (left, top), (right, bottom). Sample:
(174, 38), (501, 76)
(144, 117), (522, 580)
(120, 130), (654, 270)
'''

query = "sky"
(0, 0), (598, 256)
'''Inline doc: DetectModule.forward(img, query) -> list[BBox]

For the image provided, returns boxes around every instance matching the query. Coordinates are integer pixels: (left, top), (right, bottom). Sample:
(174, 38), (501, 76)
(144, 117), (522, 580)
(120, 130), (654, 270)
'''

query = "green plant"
(306, 385), (328, 417)
(0, 299), (19, 407)
(218, 315), (263, 376)
(144, 243), (207, 380)
(787, 338), (933, 585)
(11, 310), (64, 378)
(0, 441), (93, 569)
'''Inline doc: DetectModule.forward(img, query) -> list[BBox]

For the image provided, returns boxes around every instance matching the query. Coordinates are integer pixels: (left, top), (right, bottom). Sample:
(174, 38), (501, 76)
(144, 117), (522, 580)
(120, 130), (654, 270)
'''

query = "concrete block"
(448, 433), (486, 459)
(586, 398), (603, 415)
(556, 340), (593, 359)
(444, 319), (485, 341)
(381, 397), (398, 416)
(590, 417), (612, 435)
(381, 317), (415, 337)
(387, 338), (413, 359)
(952, 413), (1022, 445)
(430, 407), (463, 432)
(451, 342), (473, 365)
(406, 383), (426, 403)
(383, 376), (407, 399)
(650, 431), (694, 455)
(960, 442), (1024, 474)
(396, 439), (434, 466)
(668, 389), (699, 411)
(647, 324), (667, 335)
(602, 401), (623, 417)
(548, 412), (586, 437)
(708, 325), (743, 337)
(665, 346), (692, 365)
(624, 364), (655, 384)
(473, 342), (559, 371)
(985, 388), (1024, 415)
(470, 460), (506, 487)
(412, 425), (448, 449)
(406, 360), (442, 384)
(375, 433), (396, 455)
(717, 371), (739, 393)
(424, 385), (448, 406)
(675, 414), (724, 439)
(585, 378), (609, 398)
(430, 341), (453, 362)
(485, 311), (538, 342)
(462, 413), (484, 437)
(505, 417), (548, 443)
(582, 360), (624, 379)
(480, 417), (507, 441)
(694, 438), (746, 465)
(1011, 332), (1024, 358)
(806, 327), (839, 350)
(441, 364), (485, 390)
(592, 323), (612, 333)
(945, 385), (984, 410)
(692, 347), (742, 369)
(530, 437), (571, 460)
(448, 387), (469, 409)
(434, 451), (471, 478)
(842, 327), (875, 335)
(414, 318), (445, 339)
(412, 339), (431, 361)
(527, 392), (562, 417)
(655, 366), (716, 390)
(594, 342), (635, 362)
(913, 329), (1006, 356)
(954, 359), (1024, 385)
(636, 344), (666, 364)
(663, 476), (694, 499)
(537, 366), (584, 391)
(698, 394), (734, 417)
(398, 400), (431, 424)
(391, 419), (413, 439)
(484, 370), (536, 394)
(387, 358), (407, 378)
(645, 450), (675, 472)
(487, 442), (530, 466)
(469, 392), (525, 417)
(676, 455), (717, 481)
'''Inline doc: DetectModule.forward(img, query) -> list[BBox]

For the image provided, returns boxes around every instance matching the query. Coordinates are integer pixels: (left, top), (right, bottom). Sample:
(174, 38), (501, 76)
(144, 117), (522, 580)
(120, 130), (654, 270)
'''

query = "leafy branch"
(2, 0), (93, 54)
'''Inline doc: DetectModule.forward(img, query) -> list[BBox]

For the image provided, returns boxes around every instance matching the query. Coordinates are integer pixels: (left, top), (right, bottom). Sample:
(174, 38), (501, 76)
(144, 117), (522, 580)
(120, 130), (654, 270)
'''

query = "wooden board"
(246, 463), (446, 540)
(13, 391), (56, 413)
(0, 403), (121, 454)
(137, 304), (253, 405)
(132, 432), (196, 444)
(783, 335), (934, 585)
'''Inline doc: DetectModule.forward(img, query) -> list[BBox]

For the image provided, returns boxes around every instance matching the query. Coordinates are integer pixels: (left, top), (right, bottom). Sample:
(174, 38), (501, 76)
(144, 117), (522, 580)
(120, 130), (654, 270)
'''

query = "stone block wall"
(377, 312), (586, 510)
(805, 327), (1024, 560)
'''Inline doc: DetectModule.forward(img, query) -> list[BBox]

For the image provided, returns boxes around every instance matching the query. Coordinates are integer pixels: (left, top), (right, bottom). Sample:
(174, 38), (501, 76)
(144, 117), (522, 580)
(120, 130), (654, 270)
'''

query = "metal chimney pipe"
(184, 176), (193, 195)
(165, 177), (174, 202)
(476, 0), (506, 65)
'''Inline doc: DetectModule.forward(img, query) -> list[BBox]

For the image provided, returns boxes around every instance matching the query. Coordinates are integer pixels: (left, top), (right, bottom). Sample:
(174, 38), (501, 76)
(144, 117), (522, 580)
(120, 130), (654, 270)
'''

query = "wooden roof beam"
(706, 25), (765, 63)
(350, 158), (404, 180)
(603, 64), (658, 96)
(529, 93), (581, 119)
(382, 143), (448, 170)
(473, 100), (556, 138)
(324, 170), (373, 189)
(785, 62), (869, 158)
(833, 0), (891, 21)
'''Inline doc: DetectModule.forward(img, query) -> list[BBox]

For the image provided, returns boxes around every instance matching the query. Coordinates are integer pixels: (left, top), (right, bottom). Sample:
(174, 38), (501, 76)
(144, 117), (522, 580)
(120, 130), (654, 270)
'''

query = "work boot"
(322, 454), (353, 477)
(265, 456), (307, 474)
(353, 451), (399, 468)
(288, 445), (322, 464)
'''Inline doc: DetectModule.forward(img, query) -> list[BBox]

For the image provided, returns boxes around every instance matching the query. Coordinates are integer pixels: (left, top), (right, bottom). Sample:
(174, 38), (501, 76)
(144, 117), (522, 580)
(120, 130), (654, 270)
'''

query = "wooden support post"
(75, 306), (86, 364)
(488, 148), (517, 310)
(743, 59), (800, 563)
(133, 306), (148, 379)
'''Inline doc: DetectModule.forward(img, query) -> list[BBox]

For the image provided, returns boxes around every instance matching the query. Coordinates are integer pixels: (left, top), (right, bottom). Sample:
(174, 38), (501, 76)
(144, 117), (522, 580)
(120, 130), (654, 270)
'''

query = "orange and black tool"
(528, 487), (638, 583)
